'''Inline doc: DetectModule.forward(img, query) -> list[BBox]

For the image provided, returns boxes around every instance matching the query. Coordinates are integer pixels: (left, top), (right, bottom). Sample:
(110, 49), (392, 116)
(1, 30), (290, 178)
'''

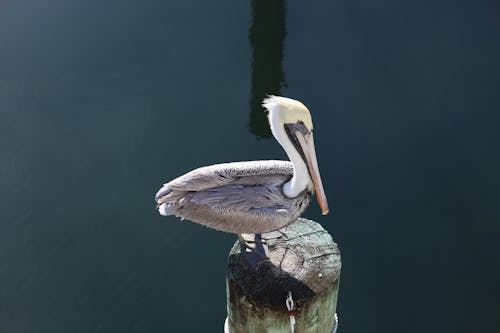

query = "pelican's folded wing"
(189, 184), (290, 211)
(164, 160), (292, 192)
(155, 160), (293, 216)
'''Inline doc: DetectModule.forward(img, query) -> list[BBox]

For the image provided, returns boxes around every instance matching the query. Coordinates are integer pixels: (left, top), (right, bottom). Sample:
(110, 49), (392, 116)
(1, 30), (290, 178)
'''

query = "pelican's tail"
(158, 203), (173, 216)
(155, 184), (174, 216)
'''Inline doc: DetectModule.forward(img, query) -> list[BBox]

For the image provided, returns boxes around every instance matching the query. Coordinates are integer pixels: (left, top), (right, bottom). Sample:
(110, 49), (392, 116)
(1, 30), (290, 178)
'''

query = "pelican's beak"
(295, 131), (329, 215)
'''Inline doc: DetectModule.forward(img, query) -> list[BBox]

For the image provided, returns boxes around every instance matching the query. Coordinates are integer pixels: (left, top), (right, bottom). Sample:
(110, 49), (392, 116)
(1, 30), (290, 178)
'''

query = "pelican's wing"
(169, 160), (292, 191)
(155, 160), (292, 202)
(189, 184), (289, 210)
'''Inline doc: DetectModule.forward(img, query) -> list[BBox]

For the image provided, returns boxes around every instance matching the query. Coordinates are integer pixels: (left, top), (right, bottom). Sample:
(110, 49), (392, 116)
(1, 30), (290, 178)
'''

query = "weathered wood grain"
(225, 218), (341, 333)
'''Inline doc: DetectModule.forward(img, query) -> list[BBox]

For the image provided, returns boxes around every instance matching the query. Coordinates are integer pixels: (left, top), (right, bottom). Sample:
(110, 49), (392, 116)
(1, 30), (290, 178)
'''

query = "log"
(224, 218), (341, 333)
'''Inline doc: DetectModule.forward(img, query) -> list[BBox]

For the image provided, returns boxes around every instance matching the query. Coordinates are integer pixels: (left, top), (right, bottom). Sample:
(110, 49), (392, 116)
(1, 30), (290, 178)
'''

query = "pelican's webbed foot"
(238, 233), (269, 265)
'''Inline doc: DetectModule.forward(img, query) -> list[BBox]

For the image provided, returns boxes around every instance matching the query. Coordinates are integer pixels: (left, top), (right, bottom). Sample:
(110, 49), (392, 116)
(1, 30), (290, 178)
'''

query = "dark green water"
(1, 0), (500, 331)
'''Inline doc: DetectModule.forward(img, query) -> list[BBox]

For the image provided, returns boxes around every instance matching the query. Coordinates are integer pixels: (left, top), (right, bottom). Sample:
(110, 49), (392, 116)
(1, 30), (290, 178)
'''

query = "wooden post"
(225, 218), (341, 333)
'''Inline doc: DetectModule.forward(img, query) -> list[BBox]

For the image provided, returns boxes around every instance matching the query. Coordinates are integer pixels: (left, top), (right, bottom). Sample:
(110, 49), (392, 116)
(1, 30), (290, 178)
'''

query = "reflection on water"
(249, 0), (287, 138)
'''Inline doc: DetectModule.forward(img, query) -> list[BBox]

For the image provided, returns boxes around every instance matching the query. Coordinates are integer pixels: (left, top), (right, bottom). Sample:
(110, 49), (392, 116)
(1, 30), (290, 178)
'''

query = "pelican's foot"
(238, 233), (269, 266)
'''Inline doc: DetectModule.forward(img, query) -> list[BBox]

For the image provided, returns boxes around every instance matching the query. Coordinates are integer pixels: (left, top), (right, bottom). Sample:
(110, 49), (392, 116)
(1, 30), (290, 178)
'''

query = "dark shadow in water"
(249, 0), (287, 139)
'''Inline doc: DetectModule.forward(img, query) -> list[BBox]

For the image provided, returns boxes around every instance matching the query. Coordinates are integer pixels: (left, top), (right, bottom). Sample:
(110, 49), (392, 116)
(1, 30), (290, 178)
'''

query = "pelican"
(155, 96), (329, 235)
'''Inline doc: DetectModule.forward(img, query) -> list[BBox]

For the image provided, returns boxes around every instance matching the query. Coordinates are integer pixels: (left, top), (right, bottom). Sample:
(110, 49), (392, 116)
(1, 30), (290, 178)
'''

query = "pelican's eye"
(294, 121), (309, 135)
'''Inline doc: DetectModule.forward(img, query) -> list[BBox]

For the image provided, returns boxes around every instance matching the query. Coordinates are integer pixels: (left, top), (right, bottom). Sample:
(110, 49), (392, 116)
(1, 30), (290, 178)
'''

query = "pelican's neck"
(269, 113), (311, 198)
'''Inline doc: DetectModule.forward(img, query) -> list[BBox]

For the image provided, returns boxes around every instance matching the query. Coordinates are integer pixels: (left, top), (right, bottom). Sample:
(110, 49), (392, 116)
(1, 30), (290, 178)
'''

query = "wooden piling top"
(227, 218), (341, 311)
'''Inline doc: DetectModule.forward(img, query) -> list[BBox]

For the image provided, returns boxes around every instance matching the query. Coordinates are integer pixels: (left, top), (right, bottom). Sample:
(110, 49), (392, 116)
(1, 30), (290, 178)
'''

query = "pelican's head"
(262, 96), (329, 215)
